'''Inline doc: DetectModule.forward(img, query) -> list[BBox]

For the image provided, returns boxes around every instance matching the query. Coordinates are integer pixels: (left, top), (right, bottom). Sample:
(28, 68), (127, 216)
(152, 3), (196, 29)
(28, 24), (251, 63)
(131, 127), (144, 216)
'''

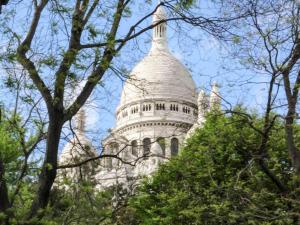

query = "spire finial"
(75, 109), (86, 133)
(150, 3), (168, 52)
(209, 82), (221, 110)
(198, 90), (209, 121)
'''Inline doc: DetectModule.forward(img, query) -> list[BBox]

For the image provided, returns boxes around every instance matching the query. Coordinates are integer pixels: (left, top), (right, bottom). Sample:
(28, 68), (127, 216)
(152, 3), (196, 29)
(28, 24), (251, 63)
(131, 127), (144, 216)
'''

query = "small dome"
(60, 133), (97, 163)
(60, 108), (97, 164)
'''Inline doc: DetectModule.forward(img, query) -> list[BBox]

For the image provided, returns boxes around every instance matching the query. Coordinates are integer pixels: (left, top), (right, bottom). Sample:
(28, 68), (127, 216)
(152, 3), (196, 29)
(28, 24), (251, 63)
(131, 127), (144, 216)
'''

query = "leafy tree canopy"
(0, 109), (40, 224)
(127, 110), (300, 225)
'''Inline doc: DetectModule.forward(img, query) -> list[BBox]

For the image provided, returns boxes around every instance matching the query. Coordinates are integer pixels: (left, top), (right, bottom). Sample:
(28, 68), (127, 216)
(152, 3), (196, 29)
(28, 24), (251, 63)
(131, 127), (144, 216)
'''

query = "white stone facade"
(59, 4), (221, 189)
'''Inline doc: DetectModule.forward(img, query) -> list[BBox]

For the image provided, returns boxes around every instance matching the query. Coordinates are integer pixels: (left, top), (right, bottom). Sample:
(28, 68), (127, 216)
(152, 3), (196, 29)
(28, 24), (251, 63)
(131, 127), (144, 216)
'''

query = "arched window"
(106, 158), (112, 169)
(156, 103), (165, 110)
(143, 138), (151, 156)
(171, 138), (179, 156)
(193, 109), (197, 116)
(111, 143), (119, 153)
(170, 104), (178, 111)
(157, 137), (165, 156)
(131, 140), (138, 157)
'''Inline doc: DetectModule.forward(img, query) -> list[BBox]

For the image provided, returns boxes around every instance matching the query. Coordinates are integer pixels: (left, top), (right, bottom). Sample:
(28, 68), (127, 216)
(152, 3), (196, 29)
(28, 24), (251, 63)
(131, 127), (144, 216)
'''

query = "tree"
(0, 107), (16, 222)
(45, 176), (115, 224)
(214, 0), (300, 178)
(127, 111), (300, 224)
(0, 107), (42, 224)
(0, 0), (236, 221)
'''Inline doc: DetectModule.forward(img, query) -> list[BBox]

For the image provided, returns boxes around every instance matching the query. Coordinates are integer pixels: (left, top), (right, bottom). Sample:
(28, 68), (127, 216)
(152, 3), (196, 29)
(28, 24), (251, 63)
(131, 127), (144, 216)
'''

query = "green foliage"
(43, 186), (114, 224)
(39, 55), (58, 68)
(0, 122), (20, 163)
(178, 0), (195, 9)
(40, 180), (133, 225)
(128, 111), (300, 224)
(87, 24), (99, 40)
(0, 110), (42, 224)
(0, 112), (22, 181)
(4, 75), (16, 89)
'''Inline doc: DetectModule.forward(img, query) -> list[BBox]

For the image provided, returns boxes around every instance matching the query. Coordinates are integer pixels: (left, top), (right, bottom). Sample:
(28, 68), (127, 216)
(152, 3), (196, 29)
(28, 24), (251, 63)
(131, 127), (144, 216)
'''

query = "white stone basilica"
(59, 4), (221, 189)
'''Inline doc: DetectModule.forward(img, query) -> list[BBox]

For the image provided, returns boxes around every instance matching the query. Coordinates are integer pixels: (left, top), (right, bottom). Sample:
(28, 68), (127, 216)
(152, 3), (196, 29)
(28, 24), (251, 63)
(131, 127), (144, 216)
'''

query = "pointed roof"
(75, 109), (86, 134)
(210, 82), (221, 109)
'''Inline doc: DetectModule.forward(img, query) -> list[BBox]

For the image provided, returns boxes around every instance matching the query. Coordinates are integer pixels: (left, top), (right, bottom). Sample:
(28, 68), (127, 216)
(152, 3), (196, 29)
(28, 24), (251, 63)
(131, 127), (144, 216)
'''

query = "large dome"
(119, 49), (197, 108)
(118, 4), (196, 110)
(115, 4), (197, 130)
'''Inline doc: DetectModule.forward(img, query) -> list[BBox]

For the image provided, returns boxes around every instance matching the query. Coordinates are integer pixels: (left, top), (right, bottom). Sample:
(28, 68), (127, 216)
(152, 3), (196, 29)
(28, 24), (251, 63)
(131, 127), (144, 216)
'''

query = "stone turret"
(209, 82), (221, 110)
(75, 109), (86, 134)
(185, 82), (221, 141)
(151, 2), (168, 52)
(58, 108), (98, 186)
(198, 90), (209, 121)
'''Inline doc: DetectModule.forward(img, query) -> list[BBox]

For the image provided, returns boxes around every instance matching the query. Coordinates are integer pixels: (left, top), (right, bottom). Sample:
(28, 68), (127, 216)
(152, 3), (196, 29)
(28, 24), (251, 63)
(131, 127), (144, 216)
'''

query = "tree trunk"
(0, 156), (10, 225)
(28, 111), (63, 219)
(0, 157), (9, 212)
(285, 113), (300, 176)
(282, 71), (300, 176)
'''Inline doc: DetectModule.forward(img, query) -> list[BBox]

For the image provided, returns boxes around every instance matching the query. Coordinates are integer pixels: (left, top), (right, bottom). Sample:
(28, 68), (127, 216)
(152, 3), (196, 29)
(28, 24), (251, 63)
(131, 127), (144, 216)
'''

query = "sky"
(0, 0), (273, 152)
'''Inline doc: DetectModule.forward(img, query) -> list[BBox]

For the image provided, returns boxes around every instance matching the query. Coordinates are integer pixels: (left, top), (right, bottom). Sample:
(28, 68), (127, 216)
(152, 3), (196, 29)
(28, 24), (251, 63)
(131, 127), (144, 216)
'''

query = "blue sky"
(0, 1), (272, 152)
